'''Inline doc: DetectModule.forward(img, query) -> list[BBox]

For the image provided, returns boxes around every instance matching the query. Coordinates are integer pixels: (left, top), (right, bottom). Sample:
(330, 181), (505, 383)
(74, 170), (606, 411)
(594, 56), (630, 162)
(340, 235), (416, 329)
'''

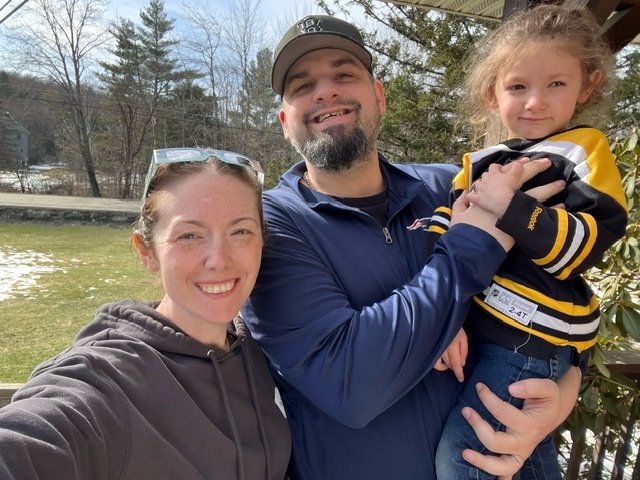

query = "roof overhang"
(380, 0), (640, 51)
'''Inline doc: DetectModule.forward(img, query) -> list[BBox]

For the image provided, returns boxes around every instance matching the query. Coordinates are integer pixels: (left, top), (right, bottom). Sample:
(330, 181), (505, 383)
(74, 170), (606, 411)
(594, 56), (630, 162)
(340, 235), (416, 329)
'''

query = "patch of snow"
(0, 247), (62, 301)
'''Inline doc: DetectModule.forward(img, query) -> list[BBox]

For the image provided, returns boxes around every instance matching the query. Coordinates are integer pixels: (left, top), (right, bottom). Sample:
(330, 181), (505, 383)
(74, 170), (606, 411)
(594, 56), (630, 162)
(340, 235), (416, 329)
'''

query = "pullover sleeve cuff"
(495, 190), (540, 240)
(442, 223), (508, 286)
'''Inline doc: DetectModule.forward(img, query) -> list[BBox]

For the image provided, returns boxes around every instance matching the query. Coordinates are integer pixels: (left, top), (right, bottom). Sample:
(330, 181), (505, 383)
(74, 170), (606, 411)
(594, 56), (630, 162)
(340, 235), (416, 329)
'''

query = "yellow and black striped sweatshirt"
(427, 126), (628, 358)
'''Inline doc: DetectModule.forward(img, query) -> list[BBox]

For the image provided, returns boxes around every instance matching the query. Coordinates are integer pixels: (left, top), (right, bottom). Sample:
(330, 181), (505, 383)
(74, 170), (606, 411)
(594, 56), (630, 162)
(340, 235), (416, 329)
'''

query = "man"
(242, 14), (580, 479)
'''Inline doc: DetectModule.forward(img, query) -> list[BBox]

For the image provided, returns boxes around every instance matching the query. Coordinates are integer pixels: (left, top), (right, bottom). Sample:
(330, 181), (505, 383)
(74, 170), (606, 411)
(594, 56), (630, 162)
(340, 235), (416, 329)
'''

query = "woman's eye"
(178, 232), (198, 240)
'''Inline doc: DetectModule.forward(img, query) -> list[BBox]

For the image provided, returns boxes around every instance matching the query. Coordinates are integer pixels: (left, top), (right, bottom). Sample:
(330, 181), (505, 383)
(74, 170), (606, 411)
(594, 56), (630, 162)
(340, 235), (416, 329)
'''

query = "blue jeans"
(435, 336), (573, 480)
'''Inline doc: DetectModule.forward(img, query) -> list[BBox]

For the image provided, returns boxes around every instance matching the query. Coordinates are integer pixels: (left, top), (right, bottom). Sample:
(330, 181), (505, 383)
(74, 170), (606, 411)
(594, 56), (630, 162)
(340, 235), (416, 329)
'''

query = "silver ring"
(510, 454), (522, 469)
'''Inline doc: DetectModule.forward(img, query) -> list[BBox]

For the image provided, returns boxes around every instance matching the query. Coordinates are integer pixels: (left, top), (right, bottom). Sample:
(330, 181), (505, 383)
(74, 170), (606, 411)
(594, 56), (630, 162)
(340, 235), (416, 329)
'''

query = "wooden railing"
(561, 349), (640, 480)
(0, 384), (23, 409)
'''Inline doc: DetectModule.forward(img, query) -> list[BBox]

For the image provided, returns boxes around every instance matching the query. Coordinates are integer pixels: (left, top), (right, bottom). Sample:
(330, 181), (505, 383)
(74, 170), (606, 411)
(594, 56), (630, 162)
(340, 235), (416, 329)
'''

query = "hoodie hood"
(75, 299), (246, 358)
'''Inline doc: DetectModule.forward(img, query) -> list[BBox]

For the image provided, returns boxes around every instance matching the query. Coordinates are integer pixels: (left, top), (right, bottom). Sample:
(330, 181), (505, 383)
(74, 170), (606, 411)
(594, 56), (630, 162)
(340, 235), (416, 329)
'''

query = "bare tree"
(221, 0), (264, 134)
(269, 0), (319, 43)
(179, 2), (224, 127)
(2, 0), (110, 196)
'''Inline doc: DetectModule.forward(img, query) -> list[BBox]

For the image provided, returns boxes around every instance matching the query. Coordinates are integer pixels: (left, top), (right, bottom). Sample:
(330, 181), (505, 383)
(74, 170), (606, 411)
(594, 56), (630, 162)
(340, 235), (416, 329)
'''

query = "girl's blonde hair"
(459, 4), (613, 137)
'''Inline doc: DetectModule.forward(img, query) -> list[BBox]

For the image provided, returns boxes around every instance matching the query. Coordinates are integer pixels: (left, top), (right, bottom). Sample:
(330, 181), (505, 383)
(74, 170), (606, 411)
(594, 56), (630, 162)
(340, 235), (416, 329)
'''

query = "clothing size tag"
(484, 283), (538, 325)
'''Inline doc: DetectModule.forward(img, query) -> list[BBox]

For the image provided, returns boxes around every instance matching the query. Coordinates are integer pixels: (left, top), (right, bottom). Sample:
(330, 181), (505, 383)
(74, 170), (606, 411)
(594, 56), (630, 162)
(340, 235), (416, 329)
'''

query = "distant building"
(0, 111), (28, 166)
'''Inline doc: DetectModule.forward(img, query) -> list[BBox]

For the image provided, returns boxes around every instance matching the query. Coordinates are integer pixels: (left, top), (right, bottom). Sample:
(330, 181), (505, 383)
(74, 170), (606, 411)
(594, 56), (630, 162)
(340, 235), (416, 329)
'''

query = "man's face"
(278, 48), (386, 172)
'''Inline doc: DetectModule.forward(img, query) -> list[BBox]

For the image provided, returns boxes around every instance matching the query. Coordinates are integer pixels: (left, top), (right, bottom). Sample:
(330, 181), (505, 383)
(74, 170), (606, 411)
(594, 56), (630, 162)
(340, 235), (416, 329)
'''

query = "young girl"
(430, 5), (628, 479)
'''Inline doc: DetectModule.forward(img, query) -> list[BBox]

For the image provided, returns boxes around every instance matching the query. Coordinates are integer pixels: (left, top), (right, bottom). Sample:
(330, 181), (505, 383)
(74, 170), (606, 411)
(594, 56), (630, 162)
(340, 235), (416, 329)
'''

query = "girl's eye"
(508, 84), (525, 91)
(550, 81), (566, 87)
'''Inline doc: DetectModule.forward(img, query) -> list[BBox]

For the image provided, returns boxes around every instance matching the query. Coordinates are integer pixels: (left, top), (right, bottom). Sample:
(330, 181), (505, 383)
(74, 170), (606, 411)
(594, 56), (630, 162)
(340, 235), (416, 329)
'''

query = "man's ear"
(578, 69), (603, 104)
(278, 109), (290, 140)
(132, 233), (160, 272)
(374, 79), (386, 114)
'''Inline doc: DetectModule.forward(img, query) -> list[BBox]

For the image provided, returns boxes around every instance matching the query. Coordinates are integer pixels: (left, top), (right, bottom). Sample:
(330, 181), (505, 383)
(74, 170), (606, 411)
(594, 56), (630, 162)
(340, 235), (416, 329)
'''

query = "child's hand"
(467, 157), (553, 218)
(434, 328), (468, 382)
(450, 192), (515, 252)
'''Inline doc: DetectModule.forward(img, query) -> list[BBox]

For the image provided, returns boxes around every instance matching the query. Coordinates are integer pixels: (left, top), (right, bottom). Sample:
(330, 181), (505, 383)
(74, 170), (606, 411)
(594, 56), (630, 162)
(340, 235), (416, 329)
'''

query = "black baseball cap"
(271, 15), (373, 95)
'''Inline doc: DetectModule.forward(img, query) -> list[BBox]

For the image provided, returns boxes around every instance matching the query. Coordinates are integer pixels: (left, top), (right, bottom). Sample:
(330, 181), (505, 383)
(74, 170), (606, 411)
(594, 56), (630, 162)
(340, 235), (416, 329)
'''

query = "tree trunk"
(75, 108), (101, 197)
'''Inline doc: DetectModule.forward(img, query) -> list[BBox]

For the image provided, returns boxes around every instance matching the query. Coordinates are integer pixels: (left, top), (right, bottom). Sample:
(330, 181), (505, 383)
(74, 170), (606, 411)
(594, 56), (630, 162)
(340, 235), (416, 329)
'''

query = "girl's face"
(137, 170), (263, 348)
(489, 40), (602, 140)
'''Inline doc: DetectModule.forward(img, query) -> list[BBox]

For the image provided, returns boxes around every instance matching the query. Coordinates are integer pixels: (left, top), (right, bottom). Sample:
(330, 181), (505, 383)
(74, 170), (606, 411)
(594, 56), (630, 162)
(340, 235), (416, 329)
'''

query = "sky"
(0, 0), (329, 47)
(105, 0), (327, 47)
(0, 0), (371, 57)
(0, 0), (374, 82)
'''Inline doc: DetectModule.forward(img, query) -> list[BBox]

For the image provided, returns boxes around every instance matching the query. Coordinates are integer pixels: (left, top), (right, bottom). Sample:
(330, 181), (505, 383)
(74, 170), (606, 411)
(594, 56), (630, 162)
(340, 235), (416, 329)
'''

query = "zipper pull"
(382, 227), (393, 244)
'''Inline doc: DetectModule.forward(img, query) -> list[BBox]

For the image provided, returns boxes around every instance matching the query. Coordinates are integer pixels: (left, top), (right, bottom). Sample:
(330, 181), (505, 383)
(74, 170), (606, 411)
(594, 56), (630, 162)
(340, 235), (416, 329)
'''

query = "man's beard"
(296, 124), (372, 172)
(291, 100), (379, 172)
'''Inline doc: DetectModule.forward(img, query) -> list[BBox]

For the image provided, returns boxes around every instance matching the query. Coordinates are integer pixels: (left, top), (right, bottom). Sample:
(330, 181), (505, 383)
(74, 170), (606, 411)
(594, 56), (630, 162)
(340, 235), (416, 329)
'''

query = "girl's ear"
(486, 89), (499, 109)
(578, 69), (603, 104)
(132, 233), (160, 272)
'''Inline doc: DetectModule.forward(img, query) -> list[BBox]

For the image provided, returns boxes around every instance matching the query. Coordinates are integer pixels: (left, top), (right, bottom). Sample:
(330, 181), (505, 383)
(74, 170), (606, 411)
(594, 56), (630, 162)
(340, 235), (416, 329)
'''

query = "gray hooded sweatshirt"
(0, 300), (291, 479)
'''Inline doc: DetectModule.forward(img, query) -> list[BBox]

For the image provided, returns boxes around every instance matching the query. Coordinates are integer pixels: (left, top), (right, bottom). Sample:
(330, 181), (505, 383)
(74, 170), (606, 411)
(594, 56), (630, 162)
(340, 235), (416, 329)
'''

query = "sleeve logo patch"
(528, 206), (543, 231)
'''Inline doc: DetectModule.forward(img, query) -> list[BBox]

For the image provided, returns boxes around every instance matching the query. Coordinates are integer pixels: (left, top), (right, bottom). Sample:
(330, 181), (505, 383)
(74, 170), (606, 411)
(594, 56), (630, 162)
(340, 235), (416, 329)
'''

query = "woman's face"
(139, 170), (263, 346)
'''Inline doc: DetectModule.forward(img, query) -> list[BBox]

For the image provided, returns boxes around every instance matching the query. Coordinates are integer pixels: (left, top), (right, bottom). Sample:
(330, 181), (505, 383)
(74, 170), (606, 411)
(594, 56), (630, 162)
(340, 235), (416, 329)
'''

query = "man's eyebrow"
(331, 57), (359, 69)
(286, 70), (309, 86)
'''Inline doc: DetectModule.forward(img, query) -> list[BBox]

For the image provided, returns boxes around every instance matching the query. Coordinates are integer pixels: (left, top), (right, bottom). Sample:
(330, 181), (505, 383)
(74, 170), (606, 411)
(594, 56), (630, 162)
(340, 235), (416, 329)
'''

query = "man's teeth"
(318, 111), (343, 123)
(200, 281), (234, 294)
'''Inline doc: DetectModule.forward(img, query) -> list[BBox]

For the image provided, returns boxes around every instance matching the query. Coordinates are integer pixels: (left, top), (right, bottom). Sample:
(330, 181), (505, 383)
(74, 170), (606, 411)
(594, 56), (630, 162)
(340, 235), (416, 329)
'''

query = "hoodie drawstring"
(242, 345), (273, 480)
(208, 350), (245, 480)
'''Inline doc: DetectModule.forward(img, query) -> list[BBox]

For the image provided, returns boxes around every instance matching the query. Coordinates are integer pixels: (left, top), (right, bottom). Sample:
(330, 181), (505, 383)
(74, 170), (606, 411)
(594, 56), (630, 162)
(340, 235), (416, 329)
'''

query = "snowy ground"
(1, 167), (72, 302)
(0, 247), (63, 301)
(0, 165), (70, 193)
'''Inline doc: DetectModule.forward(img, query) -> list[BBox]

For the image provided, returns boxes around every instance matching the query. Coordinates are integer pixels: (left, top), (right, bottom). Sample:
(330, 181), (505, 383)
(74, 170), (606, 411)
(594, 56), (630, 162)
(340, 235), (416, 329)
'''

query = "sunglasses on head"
(142, 147), (265, 199)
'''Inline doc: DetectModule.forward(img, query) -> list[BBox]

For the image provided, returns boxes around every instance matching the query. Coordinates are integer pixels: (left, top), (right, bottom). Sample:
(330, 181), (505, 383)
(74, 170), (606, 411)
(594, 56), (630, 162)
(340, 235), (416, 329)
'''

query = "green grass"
(0, 223), (163, 382)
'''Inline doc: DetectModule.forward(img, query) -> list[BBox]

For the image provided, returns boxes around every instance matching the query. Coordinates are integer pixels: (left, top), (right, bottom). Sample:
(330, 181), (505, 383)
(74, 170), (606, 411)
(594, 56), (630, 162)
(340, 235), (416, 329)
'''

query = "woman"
(0, 148), (291, 480)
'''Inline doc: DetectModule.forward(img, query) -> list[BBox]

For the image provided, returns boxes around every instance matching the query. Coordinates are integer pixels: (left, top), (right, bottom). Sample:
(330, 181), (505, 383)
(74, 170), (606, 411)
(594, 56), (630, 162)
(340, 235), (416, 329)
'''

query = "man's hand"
(450, 192), (515, 252)
(433, 328), (468, 382)
(461, 367), (581, 479)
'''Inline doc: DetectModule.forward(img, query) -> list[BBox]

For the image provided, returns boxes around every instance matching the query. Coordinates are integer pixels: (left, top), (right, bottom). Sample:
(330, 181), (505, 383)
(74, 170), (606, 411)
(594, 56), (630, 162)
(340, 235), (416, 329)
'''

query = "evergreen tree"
(99, 18), (150, 198)
(242, 48), (278, 131)
(0, 72), (10, 108)
(139, 0), (198, 145)
(610, 47), (640, 136)
(99, 0), (198, 198)
(164, 80), (214, 147)
(239, 47), (295, 185)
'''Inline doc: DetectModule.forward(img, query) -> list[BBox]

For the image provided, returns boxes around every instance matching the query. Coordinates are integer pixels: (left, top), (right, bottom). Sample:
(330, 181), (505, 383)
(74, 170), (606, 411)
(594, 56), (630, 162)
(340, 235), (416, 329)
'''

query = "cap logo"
(298, 17), (324, 35)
